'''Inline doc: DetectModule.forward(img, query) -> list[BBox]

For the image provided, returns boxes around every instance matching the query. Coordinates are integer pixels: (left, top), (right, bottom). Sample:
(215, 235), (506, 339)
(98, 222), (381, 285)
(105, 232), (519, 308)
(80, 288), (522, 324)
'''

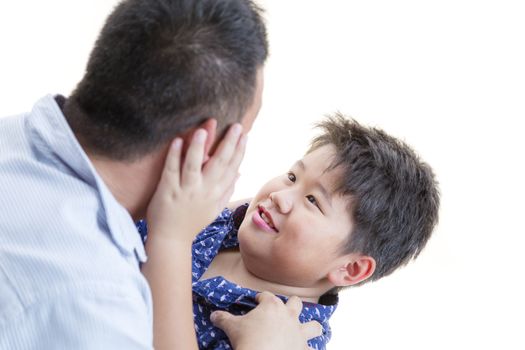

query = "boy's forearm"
(141, 233), (198, 350)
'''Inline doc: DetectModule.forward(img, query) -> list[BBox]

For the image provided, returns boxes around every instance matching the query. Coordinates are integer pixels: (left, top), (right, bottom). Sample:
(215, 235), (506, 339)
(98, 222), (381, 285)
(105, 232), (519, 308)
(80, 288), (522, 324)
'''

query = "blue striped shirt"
(0, 95), (153, 349)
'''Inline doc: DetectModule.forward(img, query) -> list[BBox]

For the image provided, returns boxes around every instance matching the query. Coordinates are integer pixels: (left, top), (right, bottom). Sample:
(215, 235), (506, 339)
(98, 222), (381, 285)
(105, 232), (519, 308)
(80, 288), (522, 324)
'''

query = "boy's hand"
(210, 292), (323, 350)
(146, 123), (246, 243)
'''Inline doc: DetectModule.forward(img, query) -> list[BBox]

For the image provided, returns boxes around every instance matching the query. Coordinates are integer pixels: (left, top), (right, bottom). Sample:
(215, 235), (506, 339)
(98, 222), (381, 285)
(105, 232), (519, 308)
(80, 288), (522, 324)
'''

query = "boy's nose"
(269, 191), (293, 214)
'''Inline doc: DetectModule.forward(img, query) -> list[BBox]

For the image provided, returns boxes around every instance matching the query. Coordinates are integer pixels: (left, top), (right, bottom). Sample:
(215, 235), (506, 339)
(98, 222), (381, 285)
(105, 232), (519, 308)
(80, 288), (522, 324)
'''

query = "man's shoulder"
(0, 111), (29, 152)
(0, 224), (150, 309)
(0, 230), (151, 342)
(0, 187), (152, 347)
(0, 276), (153, 349)
(0, 187), (150, 323)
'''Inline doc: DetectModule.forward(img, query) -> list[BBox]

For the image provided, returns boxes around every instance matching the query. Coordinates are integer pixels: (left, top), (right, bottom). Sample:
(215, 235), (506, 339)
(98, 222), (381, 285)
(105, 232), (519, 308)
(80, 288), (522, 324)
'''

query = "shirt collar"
(26, 95), (147, 263)
(193, 275), (338, 323)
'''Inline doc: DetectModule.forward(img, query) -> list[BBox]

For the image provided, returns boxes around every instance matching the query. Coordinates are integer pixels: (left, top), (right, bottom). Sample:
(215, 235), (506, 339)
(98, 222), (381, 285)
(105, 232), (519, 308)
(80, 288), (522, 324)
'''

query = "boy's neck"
(201, 248), (333, 304)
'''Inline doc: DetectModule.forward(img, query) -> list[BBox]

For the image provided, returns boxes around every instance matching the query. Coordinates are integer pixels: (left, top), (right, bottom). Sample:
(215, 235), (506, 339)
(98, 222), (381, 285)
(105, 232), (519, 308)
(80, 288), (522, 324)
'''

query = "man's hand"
(210, 292), (323, 350)
(146, 123), (246, 243)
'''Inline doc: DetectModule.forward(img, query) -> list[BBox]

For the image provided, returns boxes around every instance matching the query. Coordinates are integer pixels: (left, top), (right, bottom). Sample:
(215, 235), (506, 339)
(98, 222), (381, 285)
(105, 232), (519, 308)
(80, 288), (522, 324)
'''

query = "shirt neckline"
(26, 95), (147, 263)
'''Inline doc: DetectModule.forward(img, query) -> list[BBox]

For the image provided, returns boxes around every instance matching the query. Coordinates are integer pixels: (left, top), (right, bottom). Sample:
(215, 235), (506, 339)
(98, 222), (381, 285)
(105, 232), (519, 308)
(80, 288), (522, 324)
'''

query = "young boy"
(138, 113), (439, 350)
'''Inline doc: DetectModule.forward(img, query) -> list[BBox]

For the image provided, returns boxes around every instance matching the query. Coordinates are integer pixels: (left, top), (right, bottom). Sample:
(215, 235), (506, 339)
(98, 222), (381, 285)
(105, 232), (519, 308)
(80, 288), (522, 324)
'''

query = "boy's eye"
(287, 172), (296, 183)
(306, 195), (321, 211)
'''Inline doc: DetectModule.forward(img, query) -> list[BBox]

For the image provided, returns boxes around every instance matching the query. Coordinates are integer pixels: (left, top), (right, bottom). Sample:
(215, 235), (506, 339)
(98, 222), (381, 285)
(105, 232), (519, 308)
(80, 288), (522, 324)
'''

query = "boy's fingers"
(213, 134), (245, 196)
(159, 138), (183, 190)
(210, 310), (238, 333)
(206, 123), (242, 171)
(301, 321), (323, 340)
(227, 134), (247, 176)
(255, 291), (284, 306)
(285, 295), (303, 316)
(218, 174), (239, 210)
(181, 129), (207, 187)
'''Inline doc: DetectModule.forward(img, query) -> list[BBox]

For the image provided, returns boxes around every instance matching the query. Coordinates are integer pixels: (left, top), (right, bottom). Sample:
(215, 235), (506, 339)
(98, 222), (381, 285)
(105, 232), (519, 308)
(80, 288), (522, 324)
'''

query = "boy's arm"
(141, 233), (196, 350)
(141, 124), (246, 350)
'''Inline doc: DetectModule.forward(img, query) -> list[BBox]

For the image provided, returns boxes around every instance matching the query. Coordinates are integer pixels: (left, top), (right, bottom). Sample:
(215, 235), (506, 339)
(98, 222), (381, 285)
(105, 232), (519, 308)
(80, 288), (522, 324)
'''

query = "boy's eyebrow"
(296, 160), (333, 208)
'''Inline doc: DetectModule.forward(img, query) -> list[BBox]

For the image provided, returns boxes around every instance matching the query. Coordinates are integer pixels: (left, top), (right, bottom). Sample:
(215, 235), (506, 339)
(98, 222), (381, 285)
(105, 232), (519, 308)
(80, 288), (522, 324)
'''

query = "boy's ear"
(328, 255), (376, 287)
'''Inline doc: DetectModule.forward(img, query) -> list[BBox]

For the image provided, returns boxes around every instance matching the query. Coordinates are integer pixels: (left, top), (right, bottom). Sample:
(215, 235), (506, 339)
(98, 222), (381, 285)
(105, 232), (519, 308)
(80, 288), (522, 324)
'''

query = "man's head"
(238, 114), (439, 294)
(65, 0), (268, 161)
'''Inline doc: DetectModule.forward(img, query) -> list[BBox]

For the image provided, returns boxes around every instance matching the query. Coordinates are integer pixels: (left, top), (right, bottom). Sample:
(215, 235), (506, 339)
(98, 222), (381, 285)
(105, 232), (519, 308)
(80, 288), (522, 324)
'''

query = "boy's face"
(238, 144), (354, 287)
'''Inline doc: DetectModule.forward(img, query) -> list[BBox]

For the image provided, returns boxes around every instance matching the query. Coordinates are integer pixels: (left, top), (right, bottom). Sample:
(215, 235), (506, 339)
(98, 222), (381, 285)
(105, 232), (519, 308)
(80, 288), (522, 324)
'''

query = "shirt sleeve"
(0, 290), (153, 349)
(308, 337), (328, 350)
(306, 320), (332, 350)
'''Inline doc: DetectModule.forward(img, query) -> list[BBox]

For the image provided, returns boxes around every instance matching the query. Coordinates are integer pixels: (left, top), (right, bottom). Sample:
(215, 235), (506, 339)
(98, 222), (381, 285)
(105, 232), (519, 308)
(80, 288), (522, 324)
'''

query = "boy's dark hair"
(65, 0), (268, 160)
(309, 113), (440, 286)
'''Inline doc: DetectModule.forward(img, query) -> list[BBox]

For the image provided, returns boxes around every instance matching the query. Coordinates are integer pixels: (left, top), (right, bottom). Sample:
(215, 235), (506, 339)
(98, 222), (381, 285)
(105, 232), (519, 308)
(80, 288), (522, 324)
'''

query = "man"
(0, 0), (320, 348)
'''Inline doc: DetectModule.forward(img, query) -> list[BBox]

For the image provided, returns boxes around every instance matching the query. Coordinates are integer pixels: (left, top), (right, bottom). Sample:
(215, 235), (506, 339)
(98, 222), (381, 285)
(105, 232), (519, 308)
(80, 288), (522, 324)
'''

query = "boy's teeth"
(261, 212), (273, 228)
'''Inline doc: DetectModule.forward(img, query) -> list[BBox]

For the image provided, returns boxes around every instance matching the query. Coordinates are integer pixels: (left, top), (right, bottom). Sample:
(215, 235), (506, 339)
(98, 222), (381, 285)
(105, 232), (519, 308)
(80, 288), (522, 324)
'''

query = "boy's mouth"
(257, 205), (279, 233)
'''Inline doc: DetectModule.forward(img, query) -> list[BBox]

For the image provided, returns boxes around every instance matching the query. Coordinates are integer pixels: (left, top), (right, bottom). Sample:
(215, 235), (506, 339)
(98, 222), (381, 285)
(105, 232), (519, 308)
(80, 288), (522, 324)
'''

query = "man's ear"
(328, 255), (376, 287)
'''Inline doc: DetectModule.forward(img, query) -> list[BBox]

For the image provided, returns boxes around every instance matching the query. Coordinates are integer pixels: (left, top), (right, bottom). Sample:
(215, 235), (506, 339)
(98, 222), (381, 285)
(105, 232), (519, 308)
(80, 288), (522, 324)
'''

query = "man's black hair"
(309, 114), (440, 286)
(65, 0), (268, 160)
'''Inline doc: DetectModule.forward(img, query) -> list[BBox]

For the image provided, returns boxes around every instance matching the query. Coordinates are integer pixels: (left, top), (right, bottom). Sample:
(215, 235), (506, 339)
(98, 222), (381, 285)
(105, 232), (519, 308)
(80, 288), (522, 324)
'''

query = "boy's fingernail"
(172, 138), (182, 149)
(231, 124), (242, 136)
(195, 129), (207, 143)
(240, 134), (248, 146)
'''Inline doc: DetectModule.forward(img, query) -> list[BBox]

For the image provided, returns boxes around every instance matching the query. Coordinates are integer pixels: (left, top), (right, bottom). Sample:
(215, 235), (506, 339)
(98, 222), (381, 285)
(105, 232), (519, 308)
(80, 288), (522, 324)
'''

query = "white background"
(1, 1), (524, 349)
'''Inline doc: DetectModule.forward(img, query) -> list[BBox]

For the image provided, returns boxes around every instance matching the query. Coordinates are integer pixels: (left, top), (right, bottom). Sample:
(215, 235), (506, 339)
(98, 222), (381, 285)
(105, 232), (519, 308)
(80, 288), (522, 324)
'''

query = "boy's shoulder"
(193, 203), (248, 245)
(191, 204), (249, 281)
(136, 203), (248, 246)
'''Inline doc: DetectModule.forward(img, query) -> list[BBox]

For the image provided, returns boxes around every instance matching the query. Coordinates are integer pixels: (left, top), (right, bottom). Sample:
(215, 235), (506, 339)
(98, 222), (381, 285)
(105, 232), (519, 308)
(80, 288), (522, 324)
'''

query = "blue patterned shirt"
(138, 205), (337, 350)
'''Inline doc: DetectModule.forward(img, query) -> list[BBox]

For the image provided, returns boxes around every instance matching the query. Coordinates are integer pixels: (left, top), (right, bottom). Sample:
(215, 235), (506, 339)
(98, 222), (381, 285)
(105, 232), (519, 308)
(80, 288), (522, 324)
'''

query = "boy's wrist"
(145, 229), (196, 252)
(148, 217), (205, 238)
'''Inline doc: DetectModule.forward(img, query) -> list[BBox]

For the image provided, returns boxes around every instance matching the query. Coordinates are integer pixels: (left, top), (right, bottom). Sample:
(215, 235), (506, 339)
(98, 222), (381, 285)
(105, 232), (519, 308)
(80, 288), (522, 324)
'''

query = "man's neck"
(201, 248), (332, 304)
(61, 96), (168, 221)
(88, 149), (167, 221)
